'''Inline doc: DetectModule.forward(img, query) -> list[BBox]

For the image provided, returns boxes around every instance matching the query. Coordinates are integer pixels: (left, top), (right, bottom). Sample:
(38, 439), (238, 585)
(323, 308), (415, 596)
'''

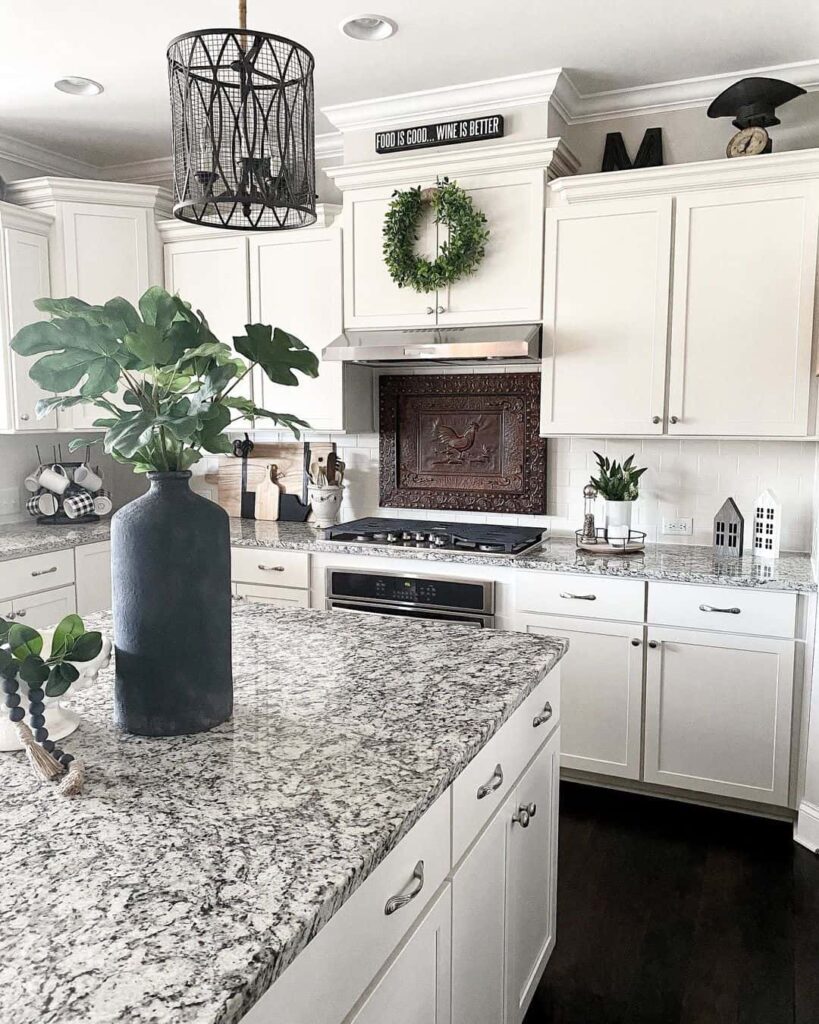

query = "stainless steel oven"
(325, 568), (494, 627)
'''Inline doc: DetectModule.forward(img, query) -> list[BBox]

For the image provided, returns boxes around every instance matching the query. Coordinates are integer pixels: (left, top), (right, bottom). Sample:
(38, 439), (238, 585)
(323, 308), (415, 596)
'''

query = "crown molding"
(156, 203), (342, 242)
(5, 176), (173, 215)
(548, 146), (819, 204)
(0, 200), (54, 232)
(101, 156), (172, 186)
(0, 131), (99, 179)
(323, 69), (564, 133)
(315, 132), (343, 161)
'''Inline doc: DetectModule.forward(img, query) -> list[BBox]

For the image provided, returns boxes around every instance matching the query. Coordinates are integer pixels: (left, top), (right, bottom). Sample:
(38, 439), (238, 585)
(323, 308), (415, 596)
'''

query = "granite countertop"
(1, 517), (815, 593)
(0, 602), (567, 1024)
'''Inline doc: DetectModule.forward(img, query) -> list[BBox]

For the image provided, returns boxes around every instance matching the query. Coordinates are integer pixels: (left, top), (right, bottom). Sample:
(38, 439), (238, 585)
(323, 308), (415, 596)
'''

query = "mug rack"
(33, 460), (101, 527)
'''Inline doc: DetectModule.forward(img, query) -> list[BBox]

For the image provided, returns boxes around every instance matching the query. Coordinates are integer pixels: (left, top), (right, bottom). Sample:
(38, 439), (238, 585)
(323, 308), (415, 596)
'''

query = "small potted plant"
(589, 452), (646, 541)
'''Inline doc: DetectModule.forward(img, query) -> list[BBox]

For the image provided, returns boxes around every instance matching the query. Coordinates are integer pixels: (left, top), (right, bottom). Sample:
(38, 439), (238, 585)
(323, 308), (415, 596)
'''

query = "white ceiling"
(1, 0), (818, 168)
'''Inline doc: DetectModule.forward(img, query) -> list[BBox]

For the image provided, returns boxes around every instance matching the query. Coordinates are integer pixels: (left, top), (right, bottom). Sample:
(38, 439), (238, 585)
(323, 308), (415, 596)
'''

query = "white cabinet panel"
(520, 614), (643, 780)
(505, 727), (560, 1024)
(2, 227), (54, 430)
(231, 546), (309, 589)
(74, 541), (112, 615)
(515, 570), (645, 623)
(234, 583), (309, 608)
(347, 886), (451, 1024)
(644, 627), (794, 805)
(1, 548), (75, 602)
(541, 198), (672, 436)
(12, 585), (76, 629)
(668, 183), (819, 436)
(648, 580), (796, 638)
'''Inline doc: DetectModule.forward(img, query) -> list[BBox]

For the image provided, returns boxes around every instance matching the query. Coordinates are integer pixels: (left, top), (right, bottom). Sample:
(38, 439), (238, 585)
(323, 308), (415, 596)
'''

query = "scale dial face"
(727, 126), (770, 158)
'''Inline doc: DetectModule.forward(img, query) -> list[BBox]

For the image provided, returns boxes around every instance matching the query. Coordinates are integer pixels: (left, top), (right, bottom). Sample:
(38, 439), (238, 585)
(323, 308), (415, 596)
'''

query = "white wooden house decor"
(752, 489), (782, 558)
(713, 498), (744, 557)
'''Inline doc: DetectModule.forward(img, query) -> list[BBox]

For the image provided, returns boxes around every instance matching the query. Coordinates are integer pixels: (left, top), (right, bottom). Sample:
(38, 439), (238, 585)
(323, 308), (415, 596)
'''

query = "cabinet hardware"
(384, 860), (424, 916)
(436, 305), (445, 314)
(4, 611), (15, 620)
(425, 306), (434, 315)
(670, 415), (680, 424)
(533, 701), (553, 728)
(648, 640), (659, 649)
(15, 609), (26, 618)
(559, 592), (596, 601)
(258, 564), (285, 572)
(19, 413), (30, 421)
(652, 416), (661, 424)
(30, 566), (58, 578)
(699, 604), (740, 614)
(476, 763), (504, 800)
(512, 803), (537, 828)
(631, 638), (641, 647)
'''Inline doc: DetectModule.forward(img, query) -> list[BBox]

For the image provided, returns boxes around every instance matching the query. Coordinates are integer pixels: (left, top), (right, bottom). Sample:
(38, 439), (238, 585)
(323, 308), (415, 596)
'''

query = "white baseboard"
(794, 800), (819, 852)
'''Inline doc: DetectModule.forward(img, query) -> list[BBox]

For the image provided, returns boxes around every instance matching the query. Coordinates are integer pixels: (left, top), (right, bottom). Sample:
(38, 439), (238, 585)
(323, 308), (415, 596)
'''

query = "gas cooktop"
(323, 517), (547, 557)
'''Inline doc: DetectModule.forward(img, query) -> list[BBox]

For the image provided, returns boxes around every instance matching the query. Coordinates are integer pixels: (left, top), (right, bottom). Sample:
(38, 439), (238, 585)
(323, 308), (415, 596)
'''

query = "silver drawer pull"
(258, 564), (286, 572)
(699, 604), (740, 614)
(384, 860), (424, 916)
(559, 592), (596, 601)
(31, 566), (58, 577)
(513, 802), (537, 828)
(15, 609), (26, 618)
(477, 763), (504, 800)
(533, 701), (553, 728)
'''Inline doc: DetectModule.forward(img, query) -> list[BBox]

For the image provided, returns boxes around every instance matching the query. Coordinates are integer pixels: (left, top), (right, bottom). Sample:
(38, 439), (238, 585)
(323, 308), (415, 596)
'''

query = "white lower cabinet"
(9, 586), (76, 629)
(233, 583), (310, 608)
(347, 886), (452, 1024)
(643, 627), (795, 805)
(75, 541), (112, 615)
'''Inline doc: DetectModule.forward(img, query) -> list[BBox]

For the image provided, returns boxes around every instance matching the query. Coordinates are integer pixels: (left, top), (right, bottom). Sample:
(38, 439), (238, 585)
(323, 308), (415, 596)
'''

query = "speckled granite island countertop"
(0, 601), (568, 1024)
(1, 517), (815, 592)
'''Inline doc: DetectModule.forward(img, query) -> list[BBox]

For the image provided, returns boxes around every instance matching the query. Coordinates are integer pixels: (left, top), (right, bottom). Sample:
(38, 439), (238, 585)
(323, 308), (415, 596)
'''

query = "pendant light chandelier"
(167, 0), (316, 230)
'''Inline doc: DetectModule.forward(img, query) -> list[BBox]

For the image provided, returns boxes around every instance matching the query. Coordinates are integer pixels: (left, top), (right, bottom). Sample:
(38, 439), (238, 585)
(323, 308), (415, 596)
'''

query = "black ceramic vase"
(111, 471), (233, 736)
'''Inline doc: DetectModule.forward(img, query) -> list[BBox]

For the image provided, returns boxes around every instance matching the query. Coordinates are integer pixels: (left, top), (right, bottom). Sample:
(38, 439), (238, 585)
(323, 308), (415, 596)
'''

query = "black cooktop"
(323, 517), (546, 555)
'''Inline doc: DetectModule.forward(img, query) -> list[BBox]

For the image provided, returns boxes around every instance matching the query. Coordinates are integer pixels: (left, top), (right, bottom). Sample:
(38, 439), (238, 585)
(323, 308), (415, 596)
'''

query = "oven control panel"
(328, 570), (492, 614)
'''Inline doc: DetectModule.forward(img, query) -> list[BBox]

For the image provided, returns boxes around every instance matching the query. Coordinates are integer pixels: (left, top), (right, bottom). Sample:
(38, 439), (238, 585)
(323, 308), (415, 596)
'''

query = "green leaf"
(234, 324), (318, 387)
(8, 624), (43, 660)
(45, 661), (79, 697)
(250, 408), (311, 437)
(223, 396), (257, 414)
(35, 394), (91, 419)
(50, 614), (85, 659)
(124, 323), (174, 369)
(0, 617), (12, 644)
(24, 318), (124, 397)
(0, 648), (15, 679)
(66, 631), (103, 663)
(10, 320), (64, 356)
(104, 410), (156, 458)
(138, 286), (179, 333)
(100, 297), (141, 337)
(177, 449), (203, 471)
(19, 655), (49, 686)
(34, 296), (99, 320)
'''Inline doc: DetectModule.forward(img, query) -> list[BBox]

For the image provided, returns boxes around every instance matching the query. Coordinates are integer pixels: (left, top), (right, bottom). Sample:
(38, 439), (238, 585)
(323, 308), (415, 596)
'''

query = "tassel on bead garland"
(14, 721), (64, 781)
(57, 759), (85, 798)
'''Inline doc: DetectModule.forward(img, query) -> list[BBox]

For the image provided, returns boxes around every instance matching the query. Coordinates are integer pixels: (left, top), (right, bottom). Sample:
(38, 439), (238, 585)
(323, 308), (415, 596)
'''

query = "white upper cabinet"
(544, 150), (819, 438)
(667, 182), (819, 436)
(541, 197), (672, 436)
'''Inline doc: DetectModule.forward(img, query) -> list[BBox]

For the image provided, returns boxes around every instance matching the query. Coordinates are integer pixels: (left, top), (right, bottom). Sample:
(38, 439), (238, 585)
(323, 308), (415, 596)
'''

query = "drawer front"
(516, 570), (645, 622)
(231, 546), (309, 589)
(648, 582), (796, 638)
(235, 583), (310, 608)
(241, 793), (451, 1024)
(452, 667), (560, 865)
(0, 549), (75, 602)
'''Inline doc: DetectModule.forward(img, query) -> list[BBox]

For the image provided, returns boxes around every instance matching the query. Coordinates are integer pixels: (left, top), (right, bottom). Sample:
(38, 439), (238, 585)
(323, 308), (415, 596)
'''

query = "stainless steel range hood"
(322, 323), (541, 365)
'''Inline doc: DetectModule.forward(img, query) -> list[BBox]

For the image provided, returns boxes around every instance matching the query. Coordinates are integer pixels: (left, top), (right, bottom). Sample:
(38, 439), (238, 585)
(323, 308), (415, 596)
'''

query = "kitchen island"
(0, 601), (567, 1024)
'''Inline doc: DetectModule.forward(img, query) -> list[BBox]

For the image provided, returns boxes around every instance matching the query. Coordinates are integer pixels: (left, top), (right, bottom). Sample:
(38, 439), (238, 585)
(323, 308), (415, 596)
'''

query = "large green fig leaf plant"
(10, 287), (318, 473)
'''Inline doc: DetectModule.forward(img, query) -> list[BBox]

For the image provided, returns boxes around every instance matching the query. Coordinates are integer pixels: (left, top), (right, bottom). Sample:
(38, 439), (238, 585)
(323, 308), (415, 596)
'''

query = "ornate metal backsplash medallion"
(379, 372), (546, 513)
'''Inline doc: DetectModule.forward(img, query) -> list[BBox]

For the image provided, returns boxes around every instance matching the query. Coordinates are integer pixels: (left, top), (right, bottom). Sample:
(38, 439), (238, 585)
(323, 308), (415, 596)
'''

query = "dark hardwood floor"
(525, 782), (819, 1024)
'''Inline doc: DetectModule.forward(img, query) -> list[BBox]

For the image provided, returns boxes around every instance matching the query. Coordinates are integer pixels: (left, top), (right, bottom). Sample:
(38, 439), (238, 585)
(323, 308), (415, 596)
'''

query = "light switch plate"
(662, 516), (693, 536)
(0, 488), (21, 516)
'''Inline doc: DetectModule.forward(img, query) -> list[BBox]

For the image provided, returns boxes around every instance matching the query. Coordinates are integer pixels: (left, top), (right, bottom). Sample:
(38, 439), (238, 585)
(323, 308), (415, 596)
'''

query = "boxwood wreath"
(382, 177), (489, 293)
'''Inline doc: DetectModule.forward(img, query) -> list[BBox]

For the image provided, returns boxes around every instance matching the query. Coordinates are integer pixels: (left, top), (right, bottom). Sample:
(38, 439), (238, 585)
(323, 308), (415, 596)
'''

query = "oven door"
(326, 600), (493, 628)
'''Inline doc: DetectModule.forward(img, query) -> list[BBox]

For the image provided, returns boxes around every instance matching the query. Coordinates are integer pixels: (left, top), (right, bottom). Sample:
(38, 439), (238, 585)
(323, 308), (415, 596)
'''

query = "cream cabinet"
(74, 541), (112, 615)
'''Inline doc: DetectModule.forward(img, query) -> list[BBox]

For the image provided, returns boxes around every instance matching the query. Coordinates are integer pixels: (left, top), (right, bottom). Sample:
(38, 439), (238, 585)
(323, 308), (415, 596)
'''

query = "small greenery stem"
(10, 287), (320, 475)
(589, 452), (647, 502)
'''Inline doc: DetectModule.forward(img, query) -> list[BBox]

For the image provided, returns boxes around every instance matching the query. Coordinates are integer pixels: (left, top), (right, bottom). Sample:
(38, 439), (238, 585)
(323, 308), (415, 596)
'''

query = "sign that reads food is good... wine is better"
(375, 115), (504, 154)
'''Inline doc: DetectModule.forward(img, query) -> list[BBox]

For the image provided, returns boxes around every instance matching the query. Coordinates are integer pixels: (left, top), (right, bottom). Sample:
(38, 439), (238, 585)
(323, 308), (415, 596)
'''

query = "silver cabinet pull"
(15, 609), (26, 618)
(436, 305), (445, 314)
(513, 803), (537, 828)
(31, 566), (58, 578)
(631, 638), (641, 647)
(652, 416), (661, 424)
(258, 564), (285, 572)
(4, 611), (15, 621)
(19, 413), (30, 421)
(425, 306), (434, 315)
(384, 860), (424, 916)
(477, 763), (504, 800)
(670, 415), (680, 424)
(559, 592), (596, 601)
(699, 604), (740, 614)
(648, 640), (659, 649)
(533, 701), (553, 728)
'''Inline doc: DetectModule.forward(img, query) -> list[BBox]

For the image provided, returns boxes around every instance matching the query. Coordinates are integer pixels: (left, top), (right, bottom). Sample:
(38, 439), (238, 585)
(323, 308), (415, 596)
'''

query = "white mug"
(74, 463), (103, 492)
(93, 491), (113, 516)
(37, 464), (69, 495)
(63, 490), (96, 519)
(26, 492), (58, 517)
(24, 465), (45, 493)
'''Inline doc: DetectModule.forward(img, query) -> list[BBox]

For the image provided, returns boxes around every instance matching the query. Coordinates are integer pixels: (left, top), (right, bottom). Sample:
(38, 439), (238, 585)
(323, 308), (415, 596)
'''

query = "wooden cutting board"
(254, 466), (281, 521)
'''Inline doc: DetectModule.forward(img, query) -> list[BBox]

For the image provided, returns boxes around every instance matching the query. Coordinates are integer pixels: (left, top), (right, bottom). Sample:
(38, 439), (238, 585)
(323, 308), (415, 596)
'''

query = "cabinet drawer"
(0, 548), (75, 601)
(242, 793), (451, 1024)
(230, 547), (309, 589)
(452, 667), (560, 865)
(516, 571), (645, 622)
(648, 582), (796, 638)
(235, 583), (310, 608)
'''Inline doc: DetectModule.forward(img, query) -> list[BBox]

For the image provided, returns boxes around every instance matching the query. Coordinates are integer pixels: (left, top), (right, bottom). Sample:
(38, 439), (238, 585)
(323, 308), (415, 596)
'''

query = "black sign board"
(375, 115), (504, 155)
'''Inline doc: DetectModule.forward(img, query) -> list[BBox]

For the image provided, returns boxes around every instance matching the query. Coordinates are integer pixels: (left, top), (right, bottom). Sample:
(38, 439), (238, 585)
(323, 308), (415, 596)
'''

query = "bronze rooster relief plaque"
(379, 372), (547, 513)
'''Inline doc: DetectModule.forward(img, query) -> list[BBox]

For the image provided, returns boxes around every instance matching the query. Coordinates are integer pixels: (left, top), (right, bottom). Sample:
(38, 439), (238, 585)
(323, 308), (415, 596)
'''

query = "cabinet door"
(451, 809), (506, 1024)
(541, 198), (672, 436)
(667, 183), (819, 436)
(644, 627), (794, 805)
(505, 728), (560, 1024)
(2, 227), (55, 430)
(347, 885), (451, 1024)
(234, 583), (309, 608)
(164, 235), (253, 422)
(13, 586), (76, 629)
(74, 541), (112, 615)
(345, 186), (436, 328)
(520, 614), (643, 780)
(251, 231), (349, 431)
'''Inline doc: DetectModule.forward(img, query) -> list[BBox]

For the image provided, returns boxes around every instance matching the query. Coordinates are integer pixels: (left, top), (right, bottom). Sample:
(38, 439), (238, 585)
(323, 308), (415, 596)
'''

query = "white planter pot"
(308, 484), (344, 529)
(604, 499), (634, 541)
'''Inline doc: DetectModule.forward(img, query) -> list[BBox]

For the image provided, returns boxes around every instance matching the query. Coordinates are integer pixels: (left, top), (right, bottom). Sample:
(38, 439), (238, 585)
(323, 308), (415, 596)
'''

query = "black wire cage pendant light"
(167, 0), (316, 230)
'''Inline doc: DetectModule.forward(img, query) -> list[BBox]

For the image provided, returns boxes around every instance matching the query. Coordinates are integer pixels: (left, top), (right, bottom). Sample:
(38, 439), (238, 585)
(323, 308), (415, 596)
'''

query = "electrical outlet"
(0, 488), (21, 516)
(662, 516), (693, 536)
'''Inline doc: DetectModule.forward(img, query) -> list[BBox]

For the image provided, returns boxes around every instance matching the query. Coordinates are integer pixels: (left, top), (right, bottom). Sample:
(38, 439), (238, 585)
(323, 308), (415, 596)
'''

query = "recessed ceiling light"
(54, 76), (104, 96)
(340, 14), (397, 41)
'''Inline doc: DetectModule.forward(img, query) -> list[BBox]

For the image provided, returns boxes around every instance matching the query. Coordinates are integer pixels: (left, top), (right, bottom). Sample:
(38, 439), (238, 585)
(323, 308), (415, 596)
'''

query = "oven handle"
(326, 600), (494, 628)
